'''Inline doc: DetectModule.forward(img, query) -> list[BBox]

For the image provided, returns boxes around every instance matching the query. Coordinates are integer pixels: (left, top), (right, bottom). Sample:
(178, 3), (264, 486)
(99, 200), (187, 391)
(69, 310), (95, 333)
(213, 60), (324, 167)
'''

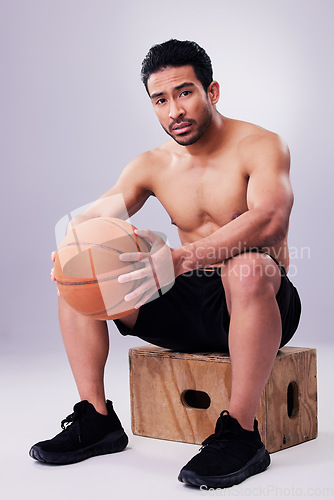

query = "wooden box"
(129, 345), (318, 453)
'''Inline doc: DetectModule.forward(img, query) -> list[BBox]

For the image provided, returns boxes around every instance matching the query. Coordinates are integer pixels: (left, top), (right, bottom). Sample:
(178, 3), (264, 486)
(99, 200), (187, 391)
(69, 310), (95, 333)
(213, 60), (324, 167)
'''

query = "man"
(29, 39), (301, 489)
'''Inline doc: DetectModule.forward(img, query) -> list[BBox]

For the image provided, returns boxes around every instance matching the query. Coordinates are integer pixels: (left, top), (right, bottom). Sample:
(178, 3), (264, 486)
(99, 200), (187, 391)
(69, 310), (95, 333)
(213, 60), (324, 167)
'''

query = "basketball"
(54, 217), (151, 320)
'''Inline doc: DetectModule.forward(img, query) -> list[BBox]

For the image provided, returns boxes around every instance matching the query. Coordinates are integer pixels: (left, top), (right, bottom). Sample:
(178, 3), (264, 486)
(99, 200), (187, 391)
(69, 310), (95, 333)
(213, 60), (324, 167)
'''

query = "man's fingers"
(134, 288), (156, 309)
(50, 267), (56, 281)
(134, 228), (156, 244)
(50, 265), (60, 295)
(119, 252), (149, 262)
(118, 267), (150, 283)
(51, 251), (57, 262)
(124, 279), (156, 303)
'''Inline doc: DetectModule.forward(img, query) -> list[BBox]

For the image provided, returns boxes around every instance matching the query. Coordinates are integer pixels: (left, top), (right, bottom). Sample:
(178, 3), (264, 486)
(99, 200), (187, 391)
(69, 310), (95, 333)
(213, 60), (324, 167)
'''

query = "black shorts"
(113, 256), (301, 353)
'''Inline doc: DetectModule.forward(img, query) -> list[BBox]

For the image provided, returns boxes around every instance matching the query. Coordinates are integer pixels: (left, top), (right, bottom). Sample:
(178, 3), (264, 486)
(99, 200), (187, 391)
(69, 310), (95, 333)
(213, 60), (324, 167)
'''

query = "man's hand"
(50, 251), (61, 296)
(118, 229), (176, 309)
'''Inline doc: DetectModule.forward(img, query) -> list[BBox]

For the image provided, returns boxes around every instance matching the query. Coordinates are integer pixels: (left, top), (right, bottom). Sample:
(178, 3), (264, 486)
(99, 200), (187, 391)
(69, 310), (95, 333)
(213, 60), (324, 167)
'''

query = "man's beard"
(162, 106), (213, 146)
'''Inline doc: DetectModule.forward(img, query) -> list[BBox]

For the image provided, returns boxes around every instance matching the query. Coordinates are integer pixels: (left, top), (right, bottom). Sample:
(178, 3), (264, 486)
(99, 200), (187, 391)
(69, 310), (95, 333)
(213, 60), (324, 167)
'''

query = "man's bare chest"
(151, 159), (249, 237)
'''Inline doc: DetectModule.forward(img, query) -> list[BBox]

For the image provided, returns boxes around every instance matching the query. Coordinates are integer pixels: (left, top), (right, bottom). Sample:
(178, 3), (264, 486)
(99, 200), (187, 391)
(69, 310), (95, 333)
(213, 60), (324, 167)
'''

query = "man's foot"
(178, 410), (270, 488)
(29, 400), (128, 465)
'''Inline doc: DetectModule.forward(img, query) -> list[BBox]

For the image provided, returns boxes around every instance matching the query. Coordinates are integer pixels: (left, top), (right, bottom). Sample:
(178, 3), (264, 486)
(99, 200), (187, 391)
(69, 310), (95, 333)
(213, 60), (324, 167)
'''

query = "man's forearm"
(65, 193), (130, 234)
(173, 208), (286, 276)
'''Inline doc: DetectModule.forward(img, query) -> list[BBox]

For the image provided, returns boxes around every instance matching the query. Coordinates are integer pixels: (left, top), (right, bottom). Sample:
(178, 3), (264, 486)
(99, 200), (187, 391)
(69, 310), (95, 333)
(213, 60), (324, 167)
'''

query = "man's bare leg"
(221, 253), (282, 431)
(58, 296), (139, 415)
(29, 296), (132, 464)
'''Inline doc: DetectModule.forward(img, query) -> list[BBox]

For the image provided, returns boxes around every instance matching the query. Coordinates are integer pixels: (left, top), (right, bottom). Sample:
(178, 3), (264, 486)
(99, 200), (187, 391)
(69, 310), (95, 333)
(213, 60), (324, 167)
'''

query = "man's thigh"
(116, 308), (139, 330)
(112, 269), (230, 352)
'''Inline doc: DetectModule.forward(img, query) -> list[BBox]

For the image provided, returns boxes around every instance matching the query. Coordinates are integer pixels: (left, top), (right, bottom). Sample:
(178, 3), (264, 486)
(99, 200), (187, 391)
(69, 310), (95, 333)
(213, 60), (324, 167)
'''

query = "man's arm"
(174, 133), (294, 275)
(67, 153), (154, 231)
(52, 153), (154, 285)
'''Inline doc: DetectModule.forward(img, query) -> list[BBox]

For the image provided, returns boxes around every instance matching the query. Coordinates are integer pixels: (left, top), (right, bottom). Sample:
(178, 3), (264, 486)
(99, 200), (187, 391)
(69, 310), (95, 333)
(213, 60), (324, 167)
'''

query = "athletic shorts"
(113, 253), (301, 353)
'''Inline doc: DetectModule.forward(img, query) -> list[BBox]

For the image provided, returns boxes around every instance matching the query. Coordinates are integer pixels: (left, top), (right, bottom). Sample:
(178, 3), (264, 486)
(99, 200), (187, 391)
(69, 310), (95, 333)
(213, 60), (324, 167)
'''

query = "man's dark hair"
(141, 39), (213, 95)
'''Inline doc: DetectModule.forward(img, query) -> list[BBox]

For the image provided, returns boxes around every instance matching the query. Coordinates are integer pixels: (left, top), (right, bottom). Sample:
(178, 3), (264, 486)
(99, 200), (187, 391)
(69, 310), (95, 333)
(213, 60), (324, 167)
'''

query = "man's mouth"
(171, 122), (193, 135)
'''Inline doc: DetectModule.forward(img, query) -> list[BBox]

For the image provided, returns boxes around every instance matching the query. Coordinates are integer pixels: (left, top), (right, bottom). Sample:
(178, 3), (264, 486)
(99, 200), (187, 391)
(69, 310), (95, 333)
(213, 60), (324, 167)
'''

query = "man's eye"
(156, 98), (166, 105)
(180, 90), (191, 97)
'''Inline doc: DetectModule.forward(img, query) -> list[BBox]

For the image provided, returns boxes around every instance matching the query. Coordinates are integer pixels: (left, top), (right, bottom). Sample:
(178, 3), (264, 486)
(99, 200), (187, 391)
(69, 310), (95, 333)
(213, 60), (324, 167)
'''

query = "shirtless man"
(29, 39), (301, 489)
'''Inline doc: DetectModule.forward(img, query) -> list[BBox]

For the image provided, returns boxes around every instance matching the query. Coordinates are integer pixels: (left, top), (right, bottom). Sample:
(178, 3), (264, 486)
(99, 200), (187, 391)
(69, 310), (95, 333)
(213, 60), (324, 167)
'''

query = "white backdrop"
(1, 0), (333, 353)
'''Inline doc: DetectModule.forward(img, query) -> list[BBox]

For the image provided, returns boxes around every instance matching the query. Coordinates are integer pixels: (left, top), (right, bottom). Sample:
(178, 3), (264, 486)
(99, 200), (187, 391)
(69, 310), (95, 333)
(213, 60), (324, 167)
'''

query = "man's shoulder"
(121, 143), (173, 195)
(230, 118), (290, 171)
(130, 141), (173, 168)
(228, 118), (285, 148)
(126, 142), (174, 183)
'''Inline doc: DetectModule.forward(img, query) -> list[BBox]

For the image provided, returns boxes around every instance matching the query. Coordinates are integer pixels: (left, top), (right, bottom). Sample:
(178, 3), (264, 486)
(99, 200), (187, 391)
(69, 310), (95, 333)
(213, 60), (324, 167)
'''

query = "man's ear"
(207, 81), (220, 105)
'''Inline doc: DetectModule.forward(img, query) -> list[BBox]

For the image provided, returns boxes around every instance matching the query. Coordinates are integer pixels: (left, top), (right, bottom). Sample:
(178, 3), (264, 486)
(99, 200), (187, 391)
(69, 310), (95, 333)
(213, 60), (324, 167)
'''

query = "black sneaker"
(29, 400), (128, 465)
(178, 410), (270, 488)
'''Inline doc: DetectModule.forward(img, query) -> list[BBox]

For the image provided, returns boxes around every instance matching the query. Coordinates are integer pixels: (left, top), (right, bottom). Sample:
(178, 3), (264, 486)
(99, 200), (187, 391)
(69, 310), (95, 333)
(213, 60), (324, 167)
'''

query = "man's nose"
(169, 99), (184, 120)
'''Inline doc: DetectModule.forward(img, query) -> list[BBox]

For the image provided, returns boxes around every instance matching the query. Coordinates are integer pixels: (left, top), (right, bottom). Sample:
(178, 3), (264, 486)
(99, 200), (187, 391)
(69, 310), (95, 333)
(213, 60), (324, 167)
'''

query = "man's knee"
(221, 252), (281, 299)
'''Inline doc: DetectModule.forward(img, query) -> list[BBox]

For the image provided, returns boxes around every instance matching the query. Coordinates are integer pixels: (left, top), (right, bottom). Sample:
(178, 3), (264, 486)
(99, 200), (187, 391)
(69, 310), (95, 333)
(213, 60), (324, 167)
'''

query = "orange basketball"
(54, 217), (151, 320)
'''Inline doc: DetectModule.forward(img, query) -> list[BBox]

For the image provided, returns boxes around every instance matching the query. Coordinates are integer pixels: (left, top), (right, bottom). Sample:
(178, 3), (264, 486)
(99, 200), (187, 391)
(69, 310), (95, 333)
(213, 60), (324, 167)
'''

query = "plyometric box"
(129, 345), (317, 453)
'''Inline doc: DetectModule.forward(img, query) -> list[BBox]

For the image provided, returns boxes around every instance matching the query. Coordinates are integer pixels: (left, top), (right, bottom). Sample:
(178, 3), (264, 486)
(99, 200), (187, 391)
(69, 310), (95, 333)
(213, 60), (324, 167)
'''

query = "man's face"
(147, 65), (214, 146)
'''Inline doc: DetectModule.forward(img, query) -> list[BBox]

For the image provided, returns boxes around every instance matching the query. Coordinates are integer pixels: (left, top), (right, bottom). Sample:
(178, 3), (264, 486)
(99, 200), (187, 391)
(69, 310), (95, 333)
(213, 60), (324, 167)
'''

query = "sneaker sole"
(29, 429), (128, 465)
(178, 445), (270, 488)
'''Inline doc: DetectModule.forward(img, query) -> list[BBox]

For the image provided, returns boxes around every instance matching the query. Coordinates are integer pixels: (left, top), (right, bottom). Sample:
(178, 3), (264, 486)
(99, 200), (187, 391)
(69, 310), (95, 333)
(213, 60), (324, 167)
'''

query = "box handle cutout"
(181, 390), (211, 409)
(287, 381), (299, 418)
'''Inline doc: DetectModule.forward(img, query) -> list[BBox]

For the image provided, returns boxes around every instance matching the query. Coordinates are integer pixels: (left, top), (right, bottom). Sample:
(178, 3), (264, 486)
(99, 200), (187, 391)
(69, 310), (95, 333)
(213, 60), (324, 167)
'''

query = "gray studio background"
(1, 0), (333, 355)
